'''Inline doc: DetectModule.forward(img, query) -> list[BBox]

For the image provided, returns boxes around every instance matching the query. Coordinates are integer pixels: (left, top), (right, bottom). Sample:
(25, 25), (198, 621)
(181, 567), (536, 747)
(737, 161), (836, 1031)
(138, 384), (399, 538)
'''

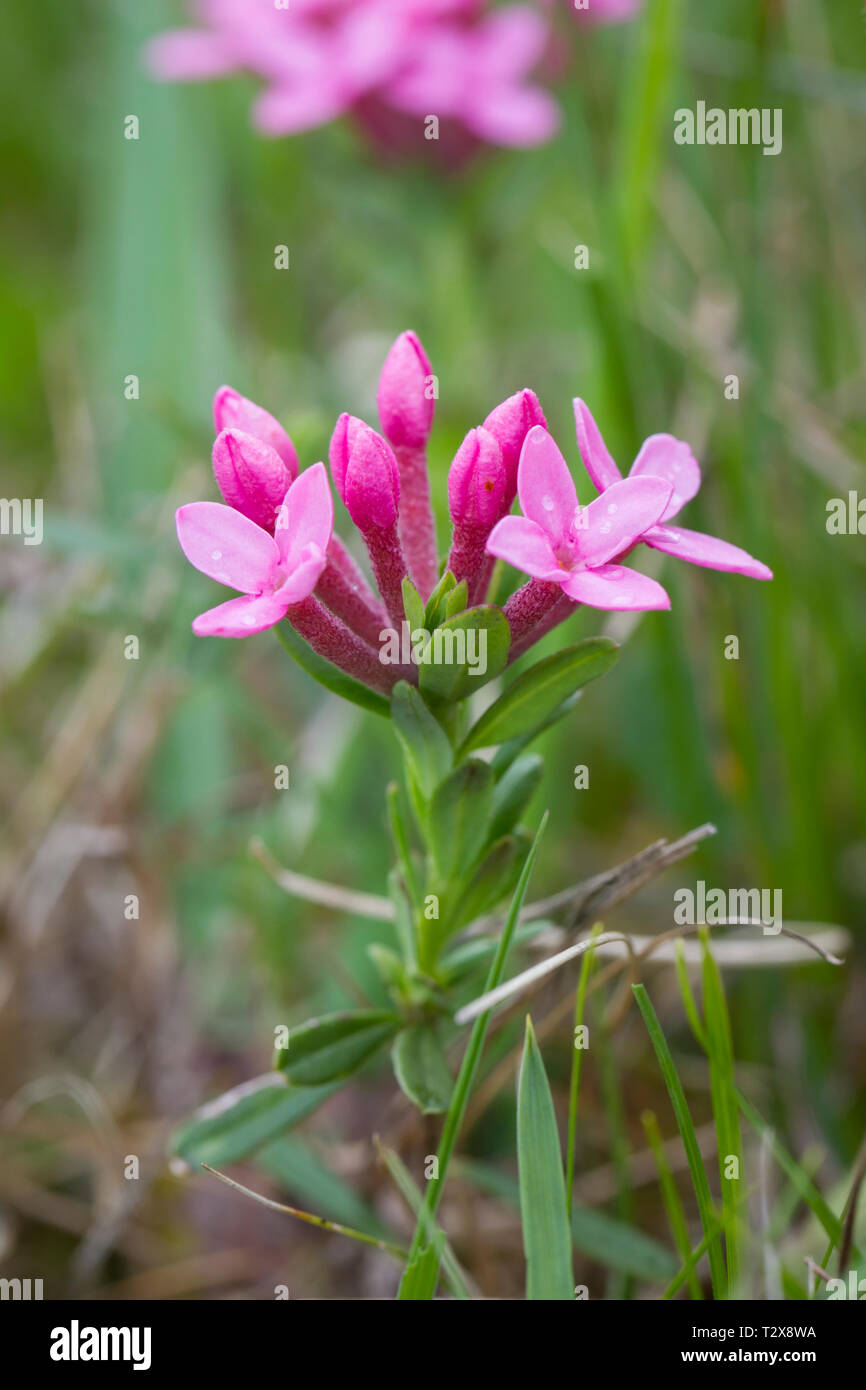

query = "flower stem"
(402, 814), (547, 1278)
(361, 521), (409, 631)
(394, 444), (439, 601)
(285, 595), (394, 694)
(502, 578), (562, 649)
(316, 552), (387, 648)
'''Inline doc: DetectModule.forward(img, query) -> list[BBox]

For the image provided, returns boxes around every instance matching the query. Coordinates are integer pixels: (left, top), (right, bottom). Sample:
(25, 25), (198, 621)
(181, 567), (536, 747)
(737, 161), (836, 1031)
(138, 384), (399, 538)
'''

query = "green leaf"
(397, 1240), (443, 1300)
(418, 606), (511, 702)
(517, 1016), (574, 1300)
(401, 576), (426, 634)
(445, 579), (469, 620)
(457, 1158), (677, 1283)
(392, 1025), (453, 1114)
(275, 621), (390, 718)
(257, 1135), (385, 1237)
(451, 831), (528, 933)
(461, 638), (619, 755)
(423, 570), (457, 629)
(169, 1077), (337, 1167)
(275, 1010), (399, 1086)
(488, 753), (543, 842)
(438, 922), (551, 986)
(377, 1144), (470, 1298)
(571, 1203), (678, 1283)
(390, 682), (453, 802)
(701, 934), (743, 1296)
(428, 758), (494, 882)
(632, 983), (726, 1298)
(490, 691), (583, 777)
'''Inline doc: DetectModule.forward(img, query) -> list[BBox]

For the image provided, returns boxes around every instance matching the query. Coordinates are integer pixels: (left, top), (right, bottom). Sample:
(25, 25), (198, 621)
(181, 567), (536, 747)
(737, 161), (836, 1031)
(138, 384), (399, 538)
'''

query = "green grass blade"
(701, 934), (744, 1296)
(632, 983), (726, 1298)
(643, 1108), (703, 1300)
(517, 1016), (574, 1300)
(566, 924), (600, 1217)
(400, 813), (548, 1289)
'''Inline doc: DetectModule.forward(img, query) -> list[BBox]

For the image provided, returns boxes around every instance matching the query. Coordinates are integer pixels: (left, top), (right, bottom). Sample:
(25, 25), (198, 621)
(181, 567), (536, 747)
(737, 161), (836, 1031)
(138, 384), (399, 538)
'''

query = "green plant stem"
(566, 923), (601, 1218)
(403, 814), (547, 1274)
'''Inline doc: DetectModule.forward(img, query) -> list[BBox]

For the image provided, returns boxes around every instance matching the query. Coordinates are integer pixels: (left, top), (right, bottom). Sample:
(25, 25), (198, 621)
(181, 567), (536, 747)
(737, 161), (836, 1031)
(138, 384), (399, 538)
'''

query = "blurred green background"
(1, 0), (864, 1298)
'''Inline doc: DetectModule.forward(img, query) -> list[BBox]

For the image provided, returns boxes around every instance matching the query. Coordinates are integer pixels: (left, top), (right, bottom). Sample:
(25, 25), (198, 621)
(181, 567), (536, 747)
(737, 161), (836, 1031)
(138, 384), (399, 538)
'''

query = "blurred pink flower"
(146, 0), (559, 150)
(487, 425), (673, 611)
(176, 462), (332, 637)
(574, 400), (773, 580)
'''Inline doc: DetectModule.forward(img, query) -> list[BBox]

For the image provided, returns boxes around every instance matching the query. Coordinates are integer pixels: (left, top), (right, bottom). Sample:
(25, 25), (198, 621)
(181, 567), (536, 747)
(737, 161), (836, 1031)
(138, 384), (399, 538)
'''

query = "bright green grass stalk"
(700, 931), (743, 1296)
(633, 983), (726, 1298)
(662, 1219), (724, 1302)
(595, 997), (635, 1300)
(642, 1108), (703, 1300)
(566, 923), (602, 1218)
(399, 814), (547, 1295)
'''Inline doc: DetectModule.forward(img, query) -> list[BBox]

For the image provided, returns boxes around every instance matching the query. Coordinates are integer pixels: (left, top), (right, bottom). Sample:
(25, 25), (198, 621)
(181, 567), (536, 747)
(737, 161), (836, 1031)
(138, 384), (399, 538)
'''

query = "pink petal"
(145, 31), (239, 82)
(644, 525), (773, 580)
(192, 592), (290, 638)
(561, 563), (671, 611)
(275, 462), (334, 569)
(516, 426), (578, 544)
(573, 399), (622, 491)
(176, 501), (279, 594)
(273, 544), (327, 605)
(485, 514), (562, 580)
(252, 81), (345, 135)
(465, 86), (560, 148)
(629, 434), (700, 521)
(476, 10), (550, 77)
(576, 475), (673, 567)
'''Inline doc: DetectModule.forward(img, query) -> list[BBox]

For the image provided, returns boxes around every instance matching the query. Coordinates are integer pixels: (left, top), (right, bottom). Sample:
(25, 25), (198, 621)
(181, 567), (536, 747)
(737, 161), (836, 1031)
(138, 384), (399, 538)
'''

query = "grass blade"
(517, 1016), (574, 1300)
(633, 983), (726, 1298)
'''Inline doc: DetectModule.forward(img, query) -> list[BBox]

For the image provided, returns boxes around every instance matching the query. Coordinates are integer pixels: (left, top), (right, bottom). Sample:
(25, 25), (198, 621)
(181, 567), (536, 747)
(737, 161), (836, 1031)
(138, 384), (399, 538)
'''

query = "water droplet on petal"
(211, 550), (222, 560)
(607, 503), (618, 515)
(541, 494), (555, 512)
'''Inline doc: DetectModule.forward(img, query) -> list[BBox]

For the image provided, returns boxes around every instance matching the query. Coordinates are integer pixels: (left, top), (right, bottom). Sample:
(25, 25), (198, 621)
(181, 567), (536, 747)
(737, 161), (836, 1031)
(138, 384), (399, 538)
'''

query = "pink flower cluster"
(147, 0), (562, 150)
(176, 331), (771, 695)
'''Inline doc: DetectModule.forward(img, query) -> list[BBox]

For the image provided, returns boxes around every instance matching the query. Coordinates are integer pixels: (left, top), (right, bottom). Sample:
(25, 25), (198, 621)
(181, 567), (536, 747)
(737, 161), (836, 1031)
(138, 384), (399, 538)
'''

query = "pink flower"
(211, 428), (296, 533)
(213, 386), (299, 477)
(448, 427), (506, 530)
(486, 426), (673, 611)
(573, 400), (773, 580)
(377, 330), (434, 452)
(146, 0), (559, 151)
(482, 388), (547, 505)
(176, 462), (333, 637)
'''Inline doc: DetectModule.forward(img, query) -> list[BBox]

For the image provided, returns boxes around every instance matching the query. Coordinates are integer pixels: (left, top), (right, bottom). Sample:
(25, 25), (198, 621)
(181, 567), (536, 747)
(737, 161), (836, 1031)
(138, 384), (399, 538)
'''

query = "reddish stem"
(446, 521), (494, 606)
(316, 546), (387, 649)
(284, 596), (396, 695)
(507, 591), (578, 662)
(393, 444), (439, 600)
(361, 521), (409, 630)
(502, 579), (562, 649)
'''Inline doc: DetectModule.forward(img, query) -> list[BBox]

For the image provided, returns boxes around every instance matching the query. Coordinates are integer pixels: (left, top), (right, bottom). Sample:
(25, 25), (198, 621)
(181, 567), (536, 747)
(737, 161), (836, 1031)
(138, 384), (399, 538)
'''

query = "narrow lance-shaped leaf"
(517, 1016), (574, 1300)
(428, 757), (494, 882)
(418, 606), (510, 702)
(275, 622), (390, 718)
(392, 1025), (453, 1115)
(632, 983), (726, 1299)
(169, 1077), (338, 1168)
(461, 638), (619, 755)
(275, 1010), (400, 1087)
(390, 681), (453, 802)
